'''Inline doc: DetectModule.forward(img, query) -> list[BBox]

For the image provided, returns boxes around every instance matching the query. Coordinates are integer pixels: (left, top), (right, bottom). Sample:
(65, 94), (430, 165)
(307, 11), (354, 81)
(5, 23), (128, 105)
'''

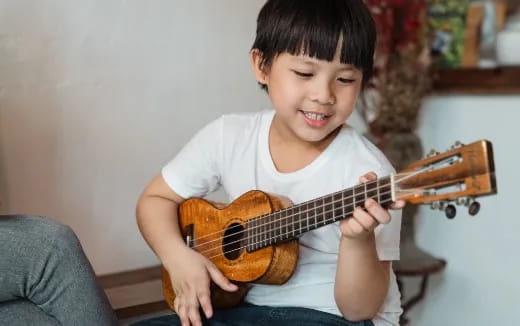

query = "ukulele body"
(162, 190), (299, 310)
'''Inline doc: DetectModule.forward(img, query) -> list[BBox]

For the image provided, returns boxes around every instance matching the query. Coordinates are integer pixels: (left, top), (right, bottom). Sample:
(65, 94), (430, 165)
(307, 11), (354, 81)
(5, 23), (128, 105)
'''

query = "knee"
(21, 215), (81, 251)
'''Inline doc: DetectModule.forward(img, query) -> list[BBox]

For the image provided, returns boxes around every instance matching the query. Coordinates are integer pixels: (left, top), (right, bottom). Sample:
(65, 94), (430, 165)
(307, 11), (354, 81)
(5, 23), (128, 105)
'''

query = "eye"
(293, 70), (313, 78)
(338, 78), (355, 84)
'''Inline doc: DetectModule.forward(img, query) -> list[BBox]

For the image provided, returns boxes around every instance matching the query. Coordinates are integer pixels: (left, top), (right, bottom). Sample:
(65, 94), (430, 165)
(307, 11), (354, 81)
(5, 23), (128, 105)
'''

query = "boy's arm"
(334, 172), (402, 322)
(334, 234), (390, 321)
(136, 174), (237, 326)
(136, 174), (187, 266)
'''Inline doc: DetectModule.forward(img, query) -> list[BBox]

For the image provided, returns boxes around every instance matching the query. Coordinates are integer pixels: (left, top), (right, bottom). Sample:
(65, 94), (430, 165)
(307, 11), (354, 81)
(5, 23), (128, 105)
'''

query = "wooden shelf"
(432, 67), (520, 94)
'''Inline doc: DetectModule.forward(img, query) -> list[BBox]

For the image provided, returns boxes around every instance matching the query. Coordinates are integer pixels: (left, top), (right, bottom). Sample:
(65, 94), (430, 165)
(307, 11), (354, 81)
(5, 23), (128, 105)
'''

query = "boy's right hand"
(166, 246), (238, 326)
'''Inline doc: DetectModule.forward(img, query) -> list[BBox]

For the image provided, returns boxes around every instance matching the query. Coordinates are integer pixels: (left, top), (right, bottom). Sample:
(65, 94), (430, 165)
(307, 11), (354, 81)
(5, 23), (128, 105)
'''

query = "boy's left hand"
(339, 172), (405, 239)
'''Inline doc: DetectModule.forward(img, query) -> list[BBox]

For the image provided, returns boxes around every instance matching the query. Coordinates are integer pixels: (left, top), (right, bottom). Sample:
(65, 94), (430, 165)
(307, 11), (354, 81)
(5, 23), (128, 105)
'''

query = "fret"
(341, 191), (345, 220)
(376, 179), (381, 203)
(314, 200), (319, 229)
(296, 206), (301, 234)
(304, 203), (309, 232)
(298, 204), (306, 233)
(249, 220), (252, 251)
(364, 182), (367, 203)
(265, 215), (271, 246)
(249, 218), (254, 251)
(262, 216), (266, 248)
(246, 220), (250, 251)
(288, 207), (295, 238)
(379, 177), (392, 208)
(366, 180), (378, 202)
(307, 201), (315, 231)
(258, 217), (261, 249)
(252, 218), (257, 251)
(281, 209), (287, 240)
(354, 184), (364, 208)
(317, 198), (324, 227)
(277, 211), (281, 242)
(323, 196), (333, 225)
(351, 187), (356, 210)
(272, 213), (276, 243)
(332, 193), (343, 222)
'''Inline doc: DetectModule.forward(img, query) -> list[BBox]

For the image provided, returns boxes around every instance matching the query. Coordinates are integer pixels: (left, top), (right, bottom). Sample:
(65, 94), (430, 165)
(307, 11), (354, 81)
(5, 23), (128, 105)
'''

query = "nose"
(309, 79), (336, 105)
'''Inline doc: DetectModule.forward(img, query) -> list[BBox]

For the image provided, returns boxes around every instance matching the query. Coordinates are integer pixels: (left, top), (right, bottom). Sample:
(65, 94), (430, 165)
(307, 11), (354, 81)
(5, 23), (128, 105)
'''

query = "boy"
(134, 0), (403, 325)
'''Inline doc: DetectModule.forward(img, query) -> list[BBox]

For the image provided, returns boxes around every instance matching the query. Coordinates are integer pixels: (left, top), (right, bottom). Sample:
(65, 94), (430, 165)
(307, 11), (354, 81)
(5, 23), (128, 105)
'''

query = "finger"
(174, 297), (181, 314)
(359, 171), (377, 184)
(187, 293), (202, 326)
(364, 199), (391, 224)
(177, 301), (190, 326)
(207, 263), (238, 292)
(348, 217), (370, 234)
(197, 288), (213, 319)
(352, 207), (378, 231)
(390, 200), (406, 210)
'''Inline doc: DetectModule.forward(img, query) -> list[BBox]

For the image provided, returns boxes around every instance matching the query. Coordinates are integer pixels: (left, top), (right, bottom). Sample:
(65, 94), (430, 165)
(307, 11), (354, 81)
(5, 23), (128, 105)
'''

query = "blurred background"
(1, 1), (519, 325)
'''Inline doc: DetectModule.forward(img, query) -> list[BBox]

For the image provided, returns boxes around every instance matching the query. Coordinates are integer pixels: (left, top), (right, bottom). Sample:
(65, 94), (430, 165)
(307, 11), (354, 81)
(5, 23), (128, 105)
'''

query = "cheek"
(339, 86), (360, 107)
(269, 79), (303, 108)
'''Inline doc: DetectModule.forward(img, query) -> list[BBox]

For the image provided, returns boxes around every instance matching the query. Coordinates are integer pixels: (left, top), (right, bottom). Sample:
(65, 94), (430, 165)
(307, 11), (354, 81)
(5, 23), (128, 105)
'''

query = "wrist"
(161, 241), (191, 271)
(340, 232), (376, 252)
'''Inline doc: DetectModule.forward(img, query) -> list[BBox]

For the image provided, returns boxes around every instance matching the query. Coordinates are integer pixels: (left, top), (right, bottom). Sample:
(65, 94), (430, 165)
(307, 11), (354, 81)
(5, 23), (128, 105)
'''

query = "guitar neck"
(245, 176), (393, 252)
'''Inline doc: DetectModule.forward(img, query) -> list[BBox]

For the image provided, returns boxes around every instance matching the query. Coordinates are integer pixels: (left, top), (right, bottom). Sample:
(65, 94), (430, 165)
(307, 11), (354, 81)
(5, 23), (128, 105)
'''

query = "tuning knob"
(456, 197), (469, 206)
(468, 201), (481, 216)
(427, 149), (440, 158)
(451, 141), (464, 149)
(445, 204), (457, 219)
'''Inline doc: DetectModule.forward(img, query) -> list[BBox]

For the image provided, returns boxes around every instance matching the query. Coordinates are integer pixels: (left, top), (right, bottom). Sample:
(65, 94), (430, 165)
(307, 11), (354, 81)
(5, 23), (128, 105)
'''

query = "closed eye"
(338, 78), (355, 84)
(293, 70), (313, 78)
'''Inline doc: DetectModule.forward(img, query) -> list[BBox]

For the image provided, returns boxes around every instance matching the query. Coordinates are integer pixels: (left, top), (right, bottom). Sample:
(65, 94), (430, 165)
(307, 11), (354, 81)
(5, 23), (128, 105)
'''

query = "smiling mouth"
(301, 111), (330, 121)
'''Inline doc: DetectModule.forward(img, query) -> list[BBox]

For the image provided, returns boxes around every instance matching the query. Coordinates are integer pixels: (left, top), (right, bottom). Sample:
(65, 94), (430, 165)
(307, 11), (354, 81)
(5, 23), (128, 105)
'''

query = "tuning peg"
(445, 204), (457, 219)
(427, 149), (440, 158)
(451, 141), (464, 149)
(468, 201), (481, 216)
(455, 197), (468, 206)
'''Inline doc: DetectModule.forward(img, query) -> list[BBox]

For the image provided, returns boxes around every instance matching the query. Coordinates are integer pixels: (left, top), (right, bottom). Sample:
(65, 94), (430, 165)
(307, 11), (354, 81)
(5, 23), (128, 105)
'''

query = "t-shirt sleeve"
(373, 164), (402, 261)
(161, 117), (223, 199)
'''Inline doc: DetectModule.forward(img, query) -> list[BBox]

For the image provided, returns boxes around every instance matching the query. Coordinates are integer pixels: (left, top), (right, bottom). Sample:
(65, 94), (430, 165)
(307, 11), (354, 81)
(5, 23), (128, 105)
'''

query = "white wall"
(406, 95), (520, 325)
(1, 1), (518, 325)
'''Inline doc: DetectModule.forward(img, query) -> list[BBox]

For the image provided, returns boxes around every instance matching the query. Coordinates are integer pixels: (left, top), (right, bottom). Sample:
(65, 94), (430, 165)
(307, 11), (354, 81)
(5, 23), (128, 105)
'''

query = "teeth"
(303, 112), (327, 121)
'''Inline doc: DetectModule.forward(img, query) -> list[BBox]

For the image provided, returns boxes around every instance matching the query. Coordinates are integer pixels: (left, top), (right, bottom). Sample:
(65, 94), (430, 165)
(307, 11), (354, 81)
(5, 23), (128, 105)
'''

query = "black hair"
(252, 0), (376, 90)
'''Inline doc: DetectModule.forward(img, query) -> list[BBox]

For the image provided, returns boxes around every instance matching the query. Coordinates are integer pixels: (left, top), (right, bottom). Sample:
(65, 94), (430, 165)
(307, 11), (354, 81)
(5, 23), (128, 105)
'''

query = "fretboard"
(246, 176), (393, 252)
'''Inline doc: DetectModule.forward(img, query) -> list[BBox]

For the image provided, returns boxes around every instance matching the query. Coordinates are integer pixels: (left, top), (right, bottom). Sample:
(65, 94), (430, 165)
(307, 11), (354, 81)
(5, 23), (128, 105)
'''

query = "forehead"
(278, 52), (358, 71)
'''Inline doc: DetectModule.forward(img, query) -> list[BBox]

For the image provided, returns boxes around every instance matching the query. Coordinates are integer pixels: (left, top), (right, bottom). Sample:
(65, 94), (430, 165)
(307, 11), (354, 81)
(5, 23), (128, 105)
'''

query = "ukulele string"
(189, 178), (382, 249)
(205, 196), (400, 261)
(196, 188), (397, 258)
(189, 170), (423, 251)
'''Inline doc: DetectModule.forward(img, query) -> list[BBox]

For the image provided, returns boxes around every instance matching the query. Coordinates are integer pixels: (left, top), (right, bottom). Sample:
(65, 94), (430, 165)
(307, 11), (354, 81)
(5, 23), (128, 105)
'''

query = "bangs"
(252, 0), (375, 80)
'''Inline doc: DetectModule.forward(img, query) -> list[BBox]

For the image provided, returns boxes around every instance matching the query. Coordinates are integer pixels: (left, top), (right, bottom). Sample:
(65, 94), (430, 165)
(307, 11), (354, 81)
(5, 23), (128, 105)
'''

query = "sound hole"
(223, 223), (244, 260)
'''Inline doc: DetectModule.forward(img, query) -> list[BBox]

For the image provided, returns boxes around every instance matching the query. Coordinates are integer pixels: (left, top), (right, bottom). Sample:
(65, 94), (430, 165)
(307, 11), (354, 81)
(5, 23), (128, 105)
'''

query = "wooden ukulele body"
(162, 190), (299, 310)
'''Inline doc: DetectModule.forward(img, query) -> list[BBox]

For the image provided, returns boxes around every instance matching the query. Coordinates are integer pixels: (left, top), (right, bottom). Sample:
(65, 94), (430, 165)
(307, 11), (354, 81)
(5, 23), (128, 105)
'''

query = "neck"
(270, 114), (340, 152)
(246, 176), (394, 252)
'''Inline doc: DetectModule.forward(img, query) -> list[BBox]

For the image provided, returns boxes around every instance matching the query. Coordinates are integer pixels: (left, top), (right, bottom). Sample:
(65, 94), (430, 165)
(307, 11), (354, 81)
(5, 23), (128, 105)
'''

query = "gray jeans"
(0, 215), (118, 326)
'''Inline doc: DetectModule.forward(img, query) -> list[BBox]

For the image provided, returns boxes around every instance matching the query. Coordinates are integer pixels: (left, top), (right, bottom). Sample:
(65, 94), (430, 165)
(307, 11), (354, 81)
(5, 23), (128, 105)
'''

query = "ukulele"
(162, 139), (497, 310)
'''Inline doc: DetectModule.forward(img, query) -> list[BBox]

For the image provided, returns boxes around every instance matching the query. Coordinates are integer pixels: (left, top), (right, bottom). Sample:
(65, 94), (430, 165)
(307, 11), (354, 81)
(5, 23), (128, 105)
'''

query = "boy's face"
(251, 44), (363, 146)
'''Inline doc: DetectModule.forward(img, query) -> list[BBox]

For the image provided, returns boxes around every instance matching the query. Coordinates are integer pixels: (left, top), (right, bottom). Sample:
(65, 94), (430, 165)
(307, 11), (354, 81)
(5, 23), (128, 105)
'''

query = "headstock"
(393, 140), (497, 218)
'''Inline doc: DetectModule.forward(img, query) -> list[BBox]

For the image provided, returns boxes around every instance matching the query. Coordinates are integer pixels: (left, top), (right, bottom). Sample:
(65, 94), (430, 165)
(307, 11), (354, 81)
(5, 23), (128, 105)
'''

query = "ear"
(250, 49), (269, 85)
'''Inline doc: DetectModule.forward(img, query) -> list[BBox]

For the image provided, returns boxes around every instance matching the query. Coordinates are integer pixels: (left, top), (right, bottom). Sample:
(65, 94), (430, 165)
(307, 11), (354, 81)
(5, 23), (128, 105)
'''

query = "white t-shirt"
(162, 110), (402, 326)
